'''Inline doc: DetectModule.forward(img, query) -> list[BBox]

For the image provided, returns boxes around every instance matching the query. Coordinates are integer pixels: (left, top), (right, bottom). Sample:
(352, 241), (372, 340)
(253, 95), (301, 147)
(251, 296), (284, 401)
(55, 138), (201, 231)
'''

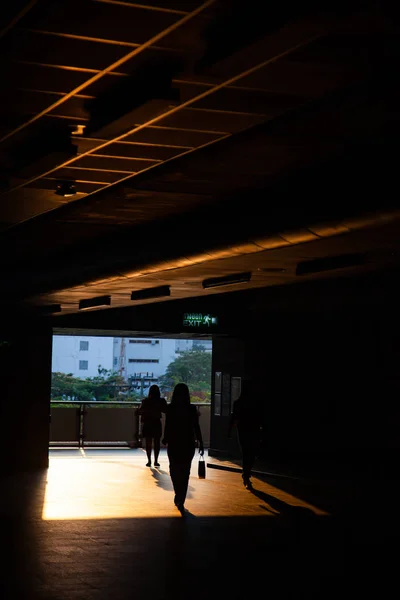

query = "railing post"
(134, 407), (141, 448)
(80, 404), (86, 449)
(75, 405), (81, 448)
(49, 401), (210, 447)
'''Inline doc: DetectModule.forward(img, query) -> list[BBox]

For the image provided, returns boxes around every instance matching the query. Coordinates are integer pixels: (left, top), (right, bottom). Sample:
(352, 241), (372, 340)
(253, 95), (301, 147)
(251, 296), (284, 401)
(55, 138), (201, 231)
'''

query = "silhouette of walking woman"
(162, 383), (204, 513)
(138, 384), (167, 467)
(228, 380), (263, 489)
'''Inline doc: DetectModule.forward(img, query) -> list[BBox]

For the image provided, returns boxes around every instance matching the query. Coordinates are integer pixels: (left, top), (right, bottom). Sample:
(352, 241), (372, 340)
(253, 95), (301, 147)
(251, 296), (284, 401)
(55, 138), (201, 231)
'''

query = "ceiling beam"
(0, 27), (326, 222)
(21, 27), (183, 51)
(6, 207), (400, 306)
(0, 0), (216, 145)
(93, 1), (189, 16)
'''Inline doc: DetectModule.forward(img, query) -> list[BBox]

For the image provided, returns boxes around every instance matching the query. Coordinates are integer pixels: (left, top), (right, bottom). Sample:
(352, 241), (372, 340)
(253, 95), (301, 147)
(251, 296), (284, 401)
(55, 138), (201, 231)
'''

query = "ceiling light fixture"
(79, 295), (111, 310)
(130, 285), (171, 301)
(36, 304), (62, 314)
(202, 271), (252, 289)
(71, 124), (86, 136)
(55, 182), (77, 197)
(296, 253), (366, 276)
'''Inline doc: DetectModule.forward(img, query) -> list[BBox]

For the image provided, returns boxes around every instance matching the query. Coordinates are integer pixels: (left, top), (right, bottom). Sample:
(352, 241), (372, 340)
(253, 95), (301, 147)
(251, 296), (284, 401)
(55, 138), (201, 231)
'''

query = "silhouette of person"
(162, 383), (204, 512)
(228, 379), (263, 489)
(138, 384), (167, 467)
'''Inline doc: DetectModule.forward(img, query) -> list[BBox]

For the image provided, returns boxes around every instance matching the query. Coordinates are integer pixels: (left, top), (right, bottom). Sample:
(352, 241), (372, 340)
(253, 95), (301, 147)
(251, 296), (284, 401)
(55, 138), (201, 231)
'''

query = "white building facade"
(52, 335), (212, 388)
(51, 335), (114, 378)
(113, 337), (176, 383)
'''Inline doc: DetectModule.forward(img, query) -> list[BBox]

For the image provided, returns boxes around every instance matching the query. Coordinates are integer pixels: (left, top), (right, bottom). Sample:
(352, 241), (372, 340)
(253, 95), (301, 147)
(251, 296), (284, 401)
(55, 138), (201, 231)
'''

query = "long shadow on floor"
(248, 476), (400, 600)
(2, 469), (399, 600)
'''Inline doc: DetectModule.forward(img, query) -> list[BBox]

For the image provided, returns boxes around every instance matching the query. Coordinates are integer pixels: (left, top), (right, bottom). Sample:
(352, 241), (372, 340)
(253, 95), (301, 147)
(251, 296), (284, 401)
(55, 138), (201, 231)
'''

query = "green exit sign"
(183, 313), (218, 328)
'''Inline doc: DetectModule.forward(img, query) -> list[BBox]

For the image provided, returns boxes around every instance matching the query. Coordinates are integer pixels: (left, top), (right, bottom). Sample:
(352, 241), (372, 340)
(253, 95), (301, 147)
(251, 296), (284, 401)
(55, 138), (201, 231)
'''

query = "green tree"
(158, 349), (211, 401)
(51, 372), (95, 402)
(86, 367), (125, 401)
(51, 367), (141, 402)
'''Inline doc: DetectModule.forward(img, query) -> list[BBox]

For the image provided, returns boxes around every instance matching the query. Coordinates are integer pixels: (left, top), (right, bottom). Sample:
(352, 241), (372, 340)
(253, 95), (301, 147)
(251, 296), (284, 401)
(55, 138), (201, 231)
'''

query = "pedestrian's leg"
(242, 446), (252, 485)
(154, 437), (161, 466)
(179, 450), (194, 506)
(240, 434), (253, 488)
(168, 450), (182, 505)
(145, 437), (152, 466)
(173, 463), (186, 506)
(168, 447), (194, 510)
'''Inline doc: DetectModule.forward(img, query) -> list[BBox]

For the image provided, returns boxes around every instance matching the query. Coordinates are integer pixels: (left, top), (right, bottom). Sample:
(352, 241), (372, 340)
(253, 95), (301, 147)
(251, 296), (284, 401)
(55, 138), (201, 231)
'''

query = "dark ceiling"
(0, 0), (399, 318)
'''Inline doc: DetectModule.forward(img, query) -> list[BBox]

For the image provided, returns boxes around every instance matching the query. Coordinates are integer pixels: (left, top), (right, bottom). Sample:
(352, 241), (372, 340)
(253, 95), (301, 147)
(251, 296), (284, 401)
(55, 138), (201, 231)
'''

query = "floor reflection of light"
(42, 453), (329, 520)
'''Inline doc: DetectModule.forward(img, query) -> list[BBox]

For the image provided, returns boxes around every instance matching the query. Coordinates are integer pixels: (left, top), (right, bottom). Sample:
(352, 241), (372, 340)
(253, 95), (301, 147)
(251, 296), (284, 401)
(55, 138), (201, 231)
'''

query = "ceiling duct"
(85, 60), (181, 139)
(196, 0), (301, 72)
(296, 253), (366, 276)
(202, 271), (252, 288)
(130, 285), (170, 301)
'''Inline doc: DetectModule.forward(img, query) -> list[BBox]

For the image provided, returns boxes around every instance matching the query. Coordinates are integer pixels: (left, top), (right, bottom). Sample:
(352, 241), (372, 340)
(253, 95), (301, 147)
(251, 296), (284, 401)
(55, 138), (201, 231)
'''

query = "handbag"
(198, 454), (206, 479)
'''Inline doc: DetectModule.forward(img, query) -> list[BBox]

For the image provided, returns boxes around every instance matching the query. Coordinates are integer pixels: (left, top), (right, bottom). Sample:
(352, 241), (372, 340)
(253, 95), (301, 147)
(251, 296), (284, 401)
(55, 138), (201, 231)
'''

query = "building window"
(79, 360), (88, 370)
(113, 357), (118, 366)
(128, 358), (159, 363)
(129, 339), (159, 344)
(80, 341), (89, 351)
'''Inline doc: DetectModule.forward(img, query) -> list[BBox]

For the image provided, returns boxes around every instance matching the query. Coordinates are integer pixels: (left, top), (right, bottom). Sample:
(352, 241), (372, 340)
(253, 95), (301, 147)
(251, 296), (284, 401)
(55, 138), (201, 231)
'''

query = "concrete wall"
(209, 303), (400, 471)
(209, 336), (246, 459)
(2, 321), (52, 474)
(251, 308), (399, 456)
(114, 337), (178, 381)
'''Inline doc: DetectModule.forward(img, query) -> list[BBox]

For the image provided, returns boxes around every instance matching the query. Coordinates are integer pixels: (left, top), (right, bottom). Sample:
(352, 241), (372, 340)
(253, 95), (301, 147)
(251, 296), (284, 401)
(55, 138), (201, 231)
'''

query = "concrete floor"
(2, 448), (398, 599)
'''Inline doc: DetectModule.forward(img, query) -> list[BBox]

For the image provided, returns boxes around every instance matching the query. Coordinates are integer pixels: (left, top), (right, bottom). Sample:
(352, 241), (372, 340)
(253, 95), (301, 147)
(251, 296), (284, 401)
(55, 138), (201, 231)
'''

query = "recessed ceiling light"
(202, 272), (252, 289)
(79, 295), (111, 310)
(130, 285), (171, 301)
(296, 253), (365, 276)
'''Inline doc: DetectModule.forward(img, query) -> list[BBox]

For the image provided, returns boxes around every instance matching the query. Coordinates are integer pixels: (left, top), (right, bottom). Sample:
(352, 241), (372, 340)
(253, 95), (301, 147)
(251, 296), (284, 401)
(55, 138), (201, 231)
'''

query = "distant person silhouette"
(138, 384), (167, 467)
(162, 383), (204, 512)
(228, 379), (263, 489)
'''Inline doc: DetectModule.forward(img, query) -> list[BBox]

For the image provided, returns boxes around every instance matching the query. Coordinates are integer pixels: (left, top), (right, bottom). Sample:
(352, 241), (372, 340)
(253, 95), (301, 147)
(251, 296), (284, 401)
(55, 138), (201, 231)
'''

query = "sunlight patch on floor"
(42, 455), (329, 520)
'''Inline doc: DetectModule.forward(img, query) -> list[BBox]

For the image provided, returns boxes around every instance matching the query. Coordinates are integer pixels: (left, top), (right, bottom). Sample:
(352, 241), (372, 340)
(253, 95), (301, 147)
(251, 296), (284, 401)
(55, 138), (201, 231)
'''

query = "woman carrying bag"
(162, 383), (204, 513)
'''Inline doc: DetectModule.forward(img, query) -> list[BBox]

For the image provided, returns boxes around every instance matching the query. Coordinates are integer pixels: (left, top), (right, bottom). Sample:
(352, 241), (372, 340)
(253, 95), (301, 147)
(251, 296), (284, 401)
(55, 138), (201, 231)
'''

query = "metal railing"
(50, 402), (211, 448)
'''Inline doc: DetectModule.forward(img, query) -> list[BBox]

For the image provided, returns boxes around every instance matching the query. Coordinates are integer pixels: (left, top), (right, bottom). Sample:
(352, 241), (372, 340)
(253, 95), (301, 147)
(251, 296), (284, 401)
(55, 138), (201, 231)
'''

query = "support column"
(2, 319), (52, 474)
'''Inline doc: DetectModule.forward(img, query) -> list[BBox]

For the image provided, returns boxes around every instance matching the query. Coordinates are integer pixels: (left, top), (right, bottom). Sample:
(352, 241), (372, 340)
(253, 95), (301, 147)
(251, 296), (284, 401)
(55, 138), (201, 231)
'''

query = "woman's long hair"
(170, 382), (191, 408)
(148, 384), (161, 400)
